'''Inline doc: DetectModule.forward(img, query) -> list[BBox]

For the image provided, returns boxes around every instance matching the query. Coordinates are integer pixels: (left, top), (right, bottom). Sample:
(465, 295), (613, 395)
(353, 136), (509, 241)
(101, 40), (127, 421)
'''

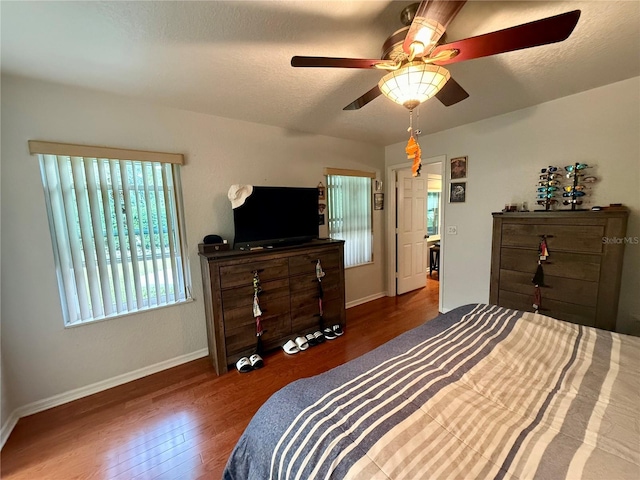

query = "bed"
(223, 304), (639, 479)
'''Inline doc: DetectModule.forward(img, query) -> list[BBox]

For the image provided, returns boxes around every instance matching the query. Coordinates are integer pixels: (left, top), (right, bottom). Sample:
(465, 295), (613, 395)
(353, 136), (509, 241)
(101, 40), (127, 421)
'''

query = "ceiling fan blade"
(291, 56), (394, 69)
(435, 77), (469, 106)
(430, 10), (581, 66)
(403, 1), (467, 56)
(343, 85), (382, 110)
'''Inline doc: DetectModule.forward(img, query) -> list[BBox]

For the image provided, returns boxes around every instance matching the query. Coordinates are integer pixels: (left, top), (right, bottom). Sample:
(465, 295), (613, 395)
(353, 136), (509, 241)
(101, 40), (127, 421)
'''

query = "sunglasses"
(563, 185), (585, 192)
(562, 191), (586, 197)
(537, 199), (558, 205)
(541, 167), (560, 173)
(563, 200), (583, 205)
(537, 193), (555, 199)
(539, 173), (561, 181)
(538, 180), (561, 187)
(565, 163), (588, 172)
(537, 186), (559, 193)
(582, 176), (597, 183)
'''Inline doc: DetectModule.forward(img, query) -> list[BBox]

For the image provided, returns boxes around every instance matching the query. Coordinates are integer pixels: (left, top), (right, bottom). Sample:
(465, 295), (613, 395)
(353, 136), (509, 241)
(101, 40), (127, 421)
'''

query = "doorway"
(386, 155), (445, 312)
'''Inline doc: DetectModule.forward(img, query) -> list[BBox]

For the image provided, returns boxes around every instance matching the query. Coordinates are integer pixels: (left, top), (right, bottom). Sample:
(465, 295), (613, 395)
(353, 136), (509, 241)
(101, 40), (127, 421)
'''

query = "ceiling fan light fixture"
(411, 18), (445, 52)
(378, 62), (450, 110)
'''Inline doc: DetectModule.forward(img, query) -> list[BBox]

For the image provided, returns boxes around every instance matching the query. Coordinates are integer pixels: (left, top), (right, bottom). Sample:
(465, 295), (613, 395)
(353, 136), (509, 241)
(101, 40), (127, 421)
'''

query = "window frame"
(29, 141), (192, 327)
(324, 168), (376, 269)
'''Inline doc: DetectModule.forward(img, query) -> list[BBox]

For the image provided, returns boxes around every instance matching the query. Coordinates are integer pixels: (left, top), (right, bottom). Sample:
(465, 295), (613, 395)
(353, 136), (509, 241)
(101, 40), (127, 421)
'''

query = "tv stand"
(199, 239), (346, 374)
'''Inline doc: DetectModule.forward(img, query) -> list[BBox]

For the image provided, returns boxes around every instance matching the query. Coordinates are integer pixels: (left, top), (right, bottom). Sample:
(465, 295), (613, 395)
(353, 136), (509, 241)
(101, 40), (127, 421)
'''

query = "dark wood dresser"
(199, 239), (346, 374)
(490, 210), (629, 331)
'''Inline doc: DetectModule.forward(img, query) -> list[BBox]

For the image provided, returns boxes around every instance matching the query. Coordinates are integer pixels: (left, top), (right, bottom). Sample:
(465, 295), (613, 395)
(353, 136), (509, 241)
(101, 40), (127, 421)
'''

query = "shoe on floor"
(236, 357), (252, 373)
(295, 336), (309, 351)
(283, 339), (299, 355)
(313, 331), (326, 343)
(249, 353), (264, 369)
(305, 333), (318, 347)
(323, 327), (337, 340)
(332, 324), (344, 336)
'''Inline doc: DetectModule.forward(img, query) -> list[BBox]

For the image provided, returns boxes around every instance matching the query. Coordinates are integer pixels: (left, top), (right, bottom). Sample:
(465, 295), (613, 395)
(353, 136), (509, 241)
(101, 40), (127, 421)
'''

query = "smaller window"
(30, 141), (192, 326)
(427, 191), (440, 237)
(326, 169), (375, 268)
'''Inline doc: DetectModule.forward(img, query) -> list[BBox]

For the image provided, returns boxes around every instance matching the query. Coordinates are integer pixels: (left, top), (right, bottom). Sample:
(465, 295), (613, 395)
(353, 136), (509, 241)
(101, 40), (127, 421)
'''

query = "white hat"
(228, 184), (254, 209)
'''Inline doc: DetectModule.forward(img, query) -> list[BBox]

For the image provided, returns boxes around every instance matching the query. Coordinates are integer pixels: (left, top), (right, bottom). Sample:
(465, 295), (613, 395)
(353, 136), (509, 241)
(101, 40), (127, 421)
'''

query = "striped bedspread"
(223, 304), (640, 480)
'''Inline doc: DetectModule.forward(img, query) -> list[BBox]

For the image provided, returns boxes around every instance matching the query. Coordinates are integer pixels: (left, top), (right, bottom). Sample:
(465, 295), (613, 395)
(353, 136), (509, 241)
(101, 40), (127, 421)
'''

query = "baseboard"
(1, 348), (208, 449)
(1, 410), (20, 450)
(346, 291), (387, 309)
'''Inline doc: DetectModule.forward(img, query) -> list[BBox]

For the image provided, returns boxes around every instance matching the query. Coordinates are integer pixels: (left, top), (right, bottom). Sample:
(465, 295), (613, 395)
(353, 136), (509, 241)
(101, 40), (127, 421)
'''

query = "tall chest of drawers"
(490, 210), (629, 331)
(199, 239), (346, 374)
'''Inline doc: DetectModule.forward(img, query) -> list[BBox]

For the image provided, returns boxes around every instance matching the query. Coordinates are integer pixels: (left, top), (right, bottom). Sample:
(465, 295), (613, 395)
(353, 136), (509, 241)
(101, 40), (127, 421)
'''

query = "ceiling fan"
(291, 1), (581, 111)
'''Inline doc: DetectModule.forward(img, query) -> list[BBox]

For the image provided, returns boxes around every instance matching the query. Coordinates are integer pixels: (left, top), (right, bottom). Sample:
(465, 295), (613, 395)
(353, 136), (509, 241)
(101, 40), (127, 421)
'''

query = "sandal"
(332, 324), (344, 336)
(295, 336), (309, 351)
(235, 357), (252, 373)
(323, 327), (337, 340)
(249, 354), (264, 369)
(305, 333), (318, 347)
(313, 331), (326, 343)
(283, 339), (299, 355)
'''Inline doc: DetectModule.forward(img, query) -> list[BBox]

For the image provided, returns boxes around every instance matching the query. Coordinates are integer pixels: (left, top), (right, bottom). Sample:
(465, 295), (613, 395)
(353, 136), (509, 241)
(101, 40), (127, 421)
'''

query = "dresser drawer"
(289, 248), (341, 276)
(221, 278), (289, 310)
(500, 247), (601, 282)
(498, 269), (598, 307)
(219, 258), (289, 289)
(497, 290), (596, 327)
(501, 223), (606, 254)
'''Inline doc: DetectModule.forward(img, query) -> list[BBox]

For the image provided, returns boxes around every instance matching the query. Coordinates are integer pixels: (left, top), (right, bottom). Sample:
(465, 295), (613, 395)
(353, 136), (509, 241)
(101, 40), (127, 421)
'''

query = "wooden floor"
(1, 277), (439, 480)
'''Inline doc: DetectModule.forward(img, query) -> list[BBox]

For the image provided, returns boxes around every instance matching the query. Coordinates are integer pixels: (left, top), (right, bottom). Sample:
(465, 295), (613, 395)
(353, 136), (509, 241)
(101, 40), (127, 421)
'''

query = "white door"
(397, 169), (428, 294)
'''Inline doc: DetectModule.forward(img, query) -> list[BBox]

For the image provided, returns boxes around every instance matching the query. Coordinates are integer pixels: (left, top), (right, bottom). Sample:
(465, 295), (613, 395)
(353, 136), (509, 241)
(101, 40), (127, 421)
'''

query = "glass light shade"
(411, 18), (446, 53)
(378, 63), (450, 110)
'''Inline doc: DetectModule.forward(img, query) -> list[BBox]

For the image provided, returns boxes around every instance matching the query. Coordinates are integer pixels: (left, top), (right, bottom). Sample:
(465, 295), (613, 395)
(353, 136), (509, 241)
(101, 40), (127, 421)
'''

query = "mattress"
(223, 304), (640, 479)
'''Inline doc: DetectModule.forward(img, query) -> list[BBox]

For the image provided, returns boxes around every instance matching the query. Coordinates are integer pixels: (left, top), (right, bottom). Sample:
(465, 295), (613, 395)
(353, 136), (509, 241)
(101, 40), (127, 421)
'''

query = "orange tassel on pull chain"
(406, 135), (422, 177)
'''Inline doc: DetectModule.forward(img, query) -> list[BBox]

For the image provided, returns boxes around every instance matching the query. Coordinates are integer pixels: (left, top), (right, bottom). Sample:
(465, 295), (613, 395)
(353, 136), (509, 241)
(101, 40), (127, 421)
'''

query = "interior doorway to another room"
(386, 155), (445, 312)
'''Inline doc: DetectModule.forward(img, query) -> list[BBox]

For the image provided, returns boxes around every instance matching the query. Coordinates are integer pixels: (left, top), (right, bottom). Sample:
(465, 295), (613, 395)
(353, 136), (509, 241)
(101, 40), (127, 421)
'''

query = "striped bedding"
(223, 304), (640, 480)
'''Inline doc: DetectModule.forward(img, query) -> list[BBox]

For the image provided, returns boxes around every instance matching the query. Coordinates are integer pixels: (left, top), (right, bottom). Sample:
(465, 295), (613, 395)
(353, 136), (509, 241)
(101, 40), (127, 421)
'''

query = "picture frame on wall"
(374, 193), (384, 210)
(450, 156), (468, 179)
(450, 182), (466, 203)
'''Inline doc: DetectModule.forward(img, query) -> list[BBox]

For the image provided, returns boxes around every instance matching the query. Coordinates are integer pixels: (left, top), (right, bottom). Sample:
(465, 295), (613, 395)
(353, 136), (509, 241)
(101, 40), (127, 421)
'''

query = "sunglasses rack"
(537, 164), (598, 211)
(563, 163), (597, 211)
(536, 166), (562, 211)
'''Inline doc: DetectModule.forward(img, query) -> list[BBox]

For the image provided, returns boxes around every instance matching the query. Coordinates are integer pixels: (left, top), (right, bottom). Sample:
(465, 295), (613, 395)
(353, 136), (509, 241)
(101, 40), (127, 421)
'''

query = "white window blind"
(30, 141), (191, 326)
(326, 171), (373, 267)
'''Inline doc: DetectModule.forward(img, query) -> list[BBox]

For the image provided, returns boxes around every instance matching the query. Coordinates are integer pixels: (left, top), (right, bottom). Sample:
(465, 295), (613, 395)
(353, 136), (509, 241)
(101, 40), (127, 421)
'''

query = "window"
(427, 191), (440, 237)
(29, 141), (191, 326)
(326, 169), (374, 267)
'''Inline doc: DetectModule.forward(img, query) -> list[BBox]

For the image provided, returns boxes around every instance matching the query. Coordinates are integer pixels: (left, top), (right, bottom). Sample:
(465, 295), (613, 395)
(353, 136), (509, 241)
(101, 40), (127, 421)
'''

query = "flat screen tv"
(232, 186), (319, 249)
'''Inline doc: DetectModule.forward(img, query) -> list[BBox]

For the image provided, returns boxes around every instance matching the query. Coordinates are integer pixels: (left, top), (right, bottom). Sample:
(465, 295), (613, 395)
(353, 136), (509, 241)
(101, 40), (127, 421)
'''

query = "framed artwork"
(317, 182), (326, 200)
(318, 214), (325, 225)
(450, 182), (466, 203)
(450, 156), (468, 179)
(374, 193), (384, 210)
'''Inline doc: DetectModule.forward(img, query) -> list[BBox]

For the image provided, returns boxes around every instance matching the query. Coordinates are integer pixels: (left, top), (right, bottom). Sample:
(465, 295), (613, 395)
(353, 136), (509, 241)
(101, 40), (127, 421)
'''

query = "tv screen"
(232, 186), (319, 249)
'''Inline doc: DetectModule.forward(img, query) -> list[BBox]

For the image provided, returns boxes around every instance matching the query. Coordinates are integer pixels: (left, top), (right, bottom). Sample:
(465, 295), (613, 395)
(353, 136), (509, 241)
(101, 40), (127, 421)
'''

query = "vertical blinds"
(31, 142), (190, 325)
(327, 174), (373, 267)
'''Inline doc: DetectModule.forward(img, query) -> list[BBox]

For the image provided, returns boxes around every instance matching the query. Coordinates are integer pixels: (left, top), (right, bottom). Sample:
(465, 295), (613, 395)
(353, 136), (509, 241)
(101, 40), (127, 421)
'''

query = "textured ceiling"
(2, 1), (639, 146)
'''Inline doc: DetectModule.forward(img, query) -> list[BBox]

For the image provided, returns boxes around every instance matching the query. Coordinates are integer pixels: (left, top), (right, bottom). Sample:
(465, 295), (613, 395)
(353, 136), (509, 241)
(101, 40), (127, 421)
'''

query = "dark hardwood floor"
(1, 278), (439, 479)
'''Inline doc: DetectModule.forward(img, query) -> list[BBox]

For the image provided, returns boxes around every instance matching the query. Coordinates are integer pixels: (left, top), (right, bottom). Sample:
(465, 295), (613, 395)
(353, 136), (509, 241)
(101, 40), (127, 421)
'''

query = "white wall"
(0, 75), (386, 422)
(386, 76), (640, 335)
